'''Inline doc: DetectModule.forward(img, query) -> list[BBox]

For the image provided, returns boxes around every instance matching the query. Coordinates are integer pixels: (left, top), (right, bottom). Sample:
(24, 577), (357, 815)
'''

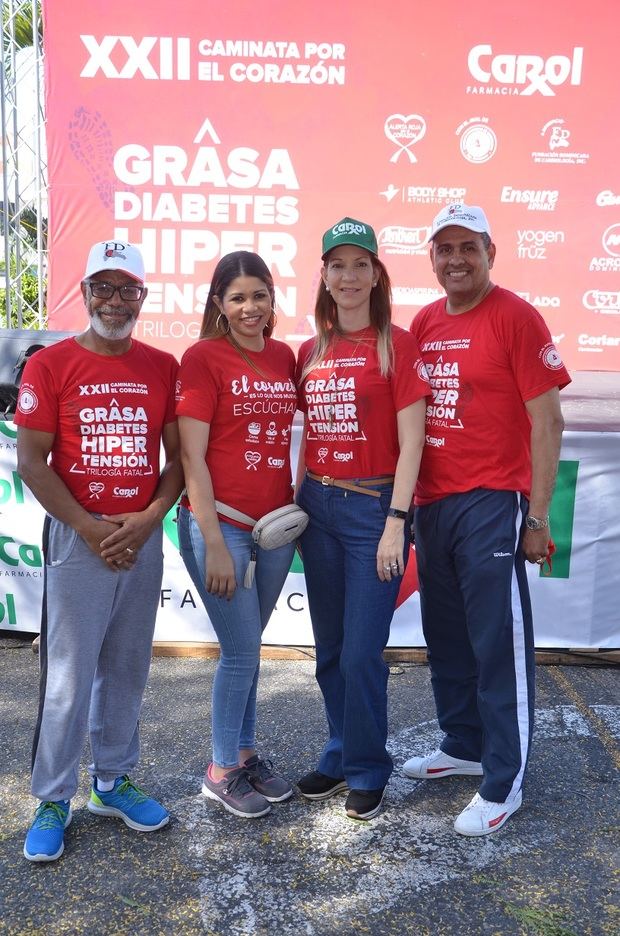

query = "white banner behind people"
(1, 419), (618, 648)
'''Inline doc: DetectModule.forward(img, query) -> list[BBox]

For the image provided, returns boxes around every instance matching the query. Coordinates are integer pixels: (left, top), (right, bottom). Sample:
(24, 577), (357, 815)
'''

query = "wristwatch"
(525, 515), (549, 531)
(387, 507), (409, 520)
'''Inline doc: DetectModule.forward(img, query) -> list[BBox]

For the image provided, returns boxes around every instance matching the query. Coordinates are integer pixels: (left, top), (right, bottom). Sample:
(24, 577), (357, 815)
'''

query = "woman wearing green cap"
(295, 217), (430, 820)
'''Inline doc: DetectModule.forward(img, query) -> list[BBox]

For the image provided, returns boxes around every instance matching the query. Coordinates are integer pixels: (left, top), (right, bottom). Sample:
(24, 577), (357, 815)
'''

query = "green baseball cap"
(321, 217), (378, 259)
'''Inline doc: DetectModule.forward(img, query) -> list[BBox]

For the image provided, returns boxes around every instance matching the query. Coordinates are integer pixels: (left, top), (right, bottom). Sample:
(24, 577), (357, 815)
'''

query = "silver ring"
(383, 565), (391, 572)
(126, 547), (134, 554)
(390, 562), (398, 569)
(536, 557), (545, 565)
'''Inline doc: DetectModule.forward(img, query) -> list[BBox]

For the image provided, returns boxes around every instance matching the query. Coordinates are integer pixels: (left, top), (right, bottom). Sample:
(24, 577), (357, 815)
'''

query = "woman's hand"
(206, 542), (236, 599)
(377, 518), (405, 582)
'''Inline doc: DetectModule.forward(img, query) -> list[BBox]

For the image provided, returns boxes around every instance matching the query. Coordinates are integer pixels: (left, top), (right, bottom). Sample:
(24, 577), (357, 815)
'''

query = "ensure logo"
(467, 45), (583, 96)
(602, 224), (620, 258)
(596, 190), (620, 207)
(378, 226), (430, 256)
(501, 186), (558, 211)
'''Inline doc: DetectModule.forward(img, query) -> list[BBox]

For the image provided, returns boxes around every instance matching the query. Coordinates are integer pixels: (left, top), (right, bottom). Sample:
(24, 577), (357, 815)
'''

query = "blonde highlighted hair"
(300, 251), (394, 381)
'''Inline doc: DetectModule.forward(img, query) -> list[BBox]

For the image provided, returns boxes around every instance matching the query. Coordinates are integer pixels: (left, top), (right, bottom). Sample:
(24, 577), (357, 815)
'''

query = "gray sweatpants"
(31, 516), (164, 802)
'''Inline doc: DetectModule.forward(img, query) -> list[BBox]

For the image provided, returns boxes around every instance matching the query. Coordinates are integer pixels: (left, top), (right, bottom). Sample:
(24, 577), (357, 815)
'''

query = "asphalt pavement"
(0, 637), (618, 936)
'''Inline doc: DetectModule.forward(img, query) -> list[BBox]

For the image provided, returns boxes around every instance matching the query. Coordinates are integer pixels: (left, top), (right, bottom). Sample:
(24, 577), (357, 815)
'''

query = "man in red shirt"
(15, 240), (183, 861)
(406, 204), (570, 835)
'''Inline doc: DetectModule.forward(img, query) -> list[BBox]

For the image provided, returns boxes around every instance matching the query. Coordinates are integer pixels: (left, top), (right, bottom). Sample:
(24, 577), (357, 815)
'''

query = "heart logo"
(384, 114), (426, 163)
(88, 482), (105, 499)
(245, 451), (261, 470)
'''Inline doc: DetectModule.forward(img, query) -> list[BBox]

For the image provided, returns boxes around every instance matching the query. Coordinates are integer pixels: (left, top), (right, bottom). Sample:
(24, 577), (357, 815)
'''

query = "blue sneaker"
(24, 800), (72, 862)
(87, 776), (169, 832)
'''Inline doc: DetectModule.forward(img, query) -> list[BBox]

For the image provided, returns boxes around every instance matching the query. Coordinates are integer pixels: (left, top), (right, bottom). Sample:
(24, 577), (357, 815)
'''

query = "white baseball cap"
(84, 240), (145, 283)
(428, 203), (491, 242)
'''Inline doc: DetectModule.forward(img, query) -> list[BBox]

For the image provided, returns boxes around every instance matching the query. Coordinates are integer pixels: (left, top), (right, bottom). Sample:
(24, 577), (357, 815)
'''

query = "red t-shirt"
(296, 325), (430, 478)
(14, 337), (178, 513)
(410, 286), (571, 504)
(176, 336), (297, 521)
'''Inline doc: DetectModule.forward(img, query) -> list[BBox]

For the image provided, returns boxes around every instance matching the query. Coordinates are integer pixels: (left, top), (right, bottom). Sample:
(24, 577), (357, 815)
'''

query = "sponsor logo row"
(379, 221), (620, 268)
(394, 287), (620, 316)
(382, 186), (620, 213)
(384, 115), (591, 167)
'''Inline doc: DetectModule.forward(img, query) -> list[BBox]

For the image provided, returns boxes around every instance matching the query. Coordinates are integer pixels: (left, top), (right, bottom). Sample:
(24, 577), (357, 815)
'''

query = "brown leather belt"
(306, 471), (394, 498)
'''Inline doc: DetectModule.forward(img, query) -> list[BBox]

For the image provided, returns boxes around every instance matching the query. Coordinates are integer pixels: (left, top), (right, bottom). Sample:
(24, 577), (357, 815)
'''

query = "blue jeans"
(178, 505), (295, 768)
(297, 475), (408, 790)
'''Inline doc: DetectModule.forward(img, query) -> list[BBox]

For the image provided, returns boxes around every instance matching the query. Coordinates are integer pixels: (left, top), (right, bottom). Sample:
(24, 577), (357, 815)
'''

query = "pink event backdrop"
(43, 0), (620, 370)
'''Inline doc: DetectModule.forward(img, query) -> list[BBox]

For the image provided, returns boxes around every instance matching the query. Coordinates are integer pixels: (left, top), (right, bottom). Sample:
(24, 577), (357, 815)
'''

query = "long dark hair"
(200, 251), (276, 340)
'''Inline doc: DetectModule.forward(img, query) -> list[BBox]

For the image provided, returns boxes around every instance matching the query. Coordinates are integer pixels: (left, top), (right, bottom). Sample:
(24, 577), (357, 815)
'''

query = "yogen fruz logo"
(467, 45), (583, 96)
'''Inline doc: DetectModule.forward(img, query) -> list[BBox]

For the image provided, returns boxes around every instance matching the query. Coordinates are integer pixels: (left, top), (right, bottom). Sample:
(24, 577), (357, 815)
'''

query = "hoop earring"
(216, 312), (230, 335)
(269, 309), (278, 329)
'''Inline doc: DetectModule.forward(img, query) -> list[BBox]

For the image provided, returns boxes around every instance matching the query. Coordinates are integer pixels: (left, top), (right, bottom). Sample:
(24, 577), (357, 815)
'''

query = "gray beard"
(90, 311), (135, 341)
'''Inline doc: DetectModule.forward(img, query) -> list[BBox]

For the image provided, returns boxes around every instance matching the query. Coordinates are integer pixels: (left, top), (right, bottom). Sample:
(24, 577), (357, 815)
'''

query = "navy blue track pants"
(414, 488), (535, 803)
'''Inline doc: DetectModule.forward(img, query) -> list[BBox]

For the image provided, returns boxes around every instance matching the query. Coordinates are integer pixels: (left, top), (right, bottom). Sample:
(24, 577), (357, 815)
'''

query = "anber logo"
(467, 45), (583, 96)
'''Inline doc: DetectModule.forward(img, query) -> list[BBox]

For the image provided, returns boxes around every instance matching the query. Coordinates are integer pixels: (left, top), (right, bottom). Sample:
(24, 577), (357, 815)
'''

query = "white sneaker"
(402, 750), (483, 779)
(453, 791), (522, 837)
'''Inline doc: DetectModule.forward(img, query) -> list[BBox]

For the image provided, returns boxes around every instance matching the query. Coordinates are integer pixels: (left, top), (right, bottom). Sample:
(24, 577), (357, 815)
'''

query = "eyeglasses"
(87, 281), (145, 301)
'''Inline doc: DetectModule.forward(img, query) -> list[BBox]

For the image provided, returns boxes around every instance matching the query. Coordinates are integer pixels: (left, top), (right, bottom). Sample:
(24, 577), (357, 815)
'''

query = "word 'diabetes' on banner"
(110, 125), (302, 324)
(80, 35), (347, 86)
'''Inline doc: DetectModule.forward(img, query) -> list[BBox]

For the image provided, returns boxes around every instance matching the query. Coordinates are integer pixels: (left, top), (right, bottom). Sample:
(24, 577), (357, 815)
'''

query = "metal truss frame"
(1, 0), (46, 329)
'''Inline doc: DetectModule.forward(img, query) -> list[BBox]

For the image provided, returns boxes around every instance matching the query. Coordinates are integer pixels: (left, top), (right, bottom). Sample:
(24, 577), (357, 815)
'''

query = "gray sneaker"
(202, 766), (271, 818)
(243, 755), (294, 803)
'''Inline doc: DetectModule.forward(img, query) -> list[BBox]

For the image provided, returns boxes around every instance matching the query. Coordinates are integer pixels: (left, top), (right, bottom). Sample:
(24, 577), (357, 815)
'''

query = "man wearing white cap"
(405, 205), (571, 835)
(15, 240), (183, 861)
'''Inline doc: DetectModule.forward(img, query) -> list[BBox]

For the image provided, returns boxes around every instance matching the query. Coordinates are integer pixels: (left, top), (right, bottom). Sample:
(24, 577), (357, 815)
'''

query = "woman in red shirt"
(176, 251), (297, 819)
(295, 218), (429, 820)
